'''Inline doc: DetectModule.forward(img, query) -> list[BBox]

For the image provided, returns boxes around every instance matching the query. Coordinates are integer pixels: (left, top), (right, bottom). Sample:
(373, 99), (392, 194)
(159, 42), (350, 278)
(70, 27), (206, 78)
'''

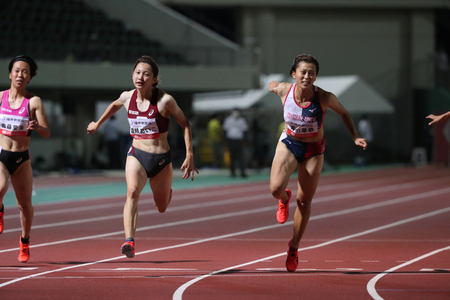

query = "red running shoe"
(18, 237), (30, 263)
(0, 205), (4, 234)
(286, 239), (298, 272)
(121, 240), (135, 258)
(276, 189), (291, 224)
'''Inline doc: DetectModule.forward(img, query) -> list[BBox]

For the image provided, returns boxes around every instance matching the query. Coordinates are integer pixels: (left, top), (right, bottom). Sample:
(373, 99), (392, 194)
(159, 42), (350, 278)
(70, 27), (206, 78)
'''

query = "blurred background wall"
(0, 0), (448, 172)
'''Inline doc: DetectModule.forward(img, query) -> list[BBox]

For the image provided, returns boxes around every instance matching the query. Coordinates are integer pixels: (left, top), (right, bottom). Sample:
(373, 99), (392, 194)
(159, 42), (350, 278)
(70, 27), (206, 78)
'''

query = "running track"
(0, 165), (449, 299)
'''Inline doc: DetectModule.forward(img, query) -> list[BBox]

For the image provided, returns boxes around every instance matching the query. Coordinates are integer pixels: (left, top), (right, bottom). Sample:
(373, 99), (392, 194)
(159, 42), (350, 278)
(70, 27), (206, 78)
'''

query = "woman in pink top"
(0, 55), (51, 262)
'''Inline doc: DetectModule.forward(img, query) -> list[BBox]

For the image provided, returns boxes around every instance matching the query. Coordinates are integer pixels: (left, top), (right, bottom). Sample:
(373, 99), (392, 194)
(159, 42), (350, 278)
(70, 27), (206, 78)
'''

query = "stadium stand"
(0, 0), (187, 64)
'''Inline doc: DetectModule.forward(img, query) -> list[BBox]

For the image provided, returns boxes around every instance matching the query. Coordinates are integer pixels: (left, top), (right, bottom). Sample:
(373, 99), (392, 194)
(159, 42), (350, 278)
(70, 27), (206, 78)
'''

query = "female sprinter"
(87, 56), (198, 258)
(269, 54), (367, 272)
(0, 55), (51, 262)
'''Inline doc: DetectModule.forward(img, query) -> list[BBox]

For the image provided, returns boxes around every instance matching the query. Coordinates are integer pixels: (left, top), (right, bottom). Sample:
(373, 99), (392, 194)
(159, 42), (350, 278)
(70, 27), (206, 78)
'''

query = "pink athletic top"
(0, 90), (32, 137)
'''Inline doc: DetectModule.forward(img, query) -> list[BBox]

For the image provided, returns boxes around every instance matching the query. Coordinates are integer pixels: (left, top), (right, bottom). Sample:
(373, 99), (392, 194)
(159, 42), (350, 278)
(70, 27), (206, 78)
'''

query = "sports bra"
(0, 90), (32, 137)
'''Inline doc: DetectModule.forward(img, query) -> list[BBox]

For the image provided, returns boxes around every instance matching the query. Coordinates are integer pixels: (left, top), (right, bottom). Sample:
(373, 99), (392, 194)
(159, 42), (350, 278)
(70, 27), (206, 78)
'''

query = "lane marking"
(172, 207), (450, 300)
(0, 267), (39, 270)
(1, 204), (448, 289)
(90, 268), (198, 271)
(2, 186), (450, 254)
(3, 178), (450, 234)
(420, 268), (450, 272)
(255, 268), (364, 272)
(367, 245), (450, 300)
(4, 173), (448, 221)
(313, 176), (450, 204)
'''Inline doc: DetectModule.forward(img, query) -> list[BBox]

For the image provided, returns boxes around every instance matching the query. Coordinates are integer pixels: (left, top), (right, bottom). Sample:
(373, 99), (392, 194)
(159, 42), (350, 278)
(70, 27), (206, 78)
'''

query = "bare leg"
(124, 156), (147, 239)
(11, 161), (34, 239)
(149, 163), (173, 213)
(0, 163), (9, 234)
(270, 142), (298, 201)
(290, 154), (323, 248)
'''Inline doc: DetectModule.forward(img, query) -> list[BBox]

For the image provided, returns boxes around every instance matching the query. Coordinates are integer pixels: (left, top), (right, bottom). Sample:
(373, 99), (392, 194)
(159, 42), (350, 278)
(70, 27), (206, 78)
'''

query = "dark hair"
(133, 55), (160, 86)
(8, 55), (38, 78)
(289, 54), (319, 75)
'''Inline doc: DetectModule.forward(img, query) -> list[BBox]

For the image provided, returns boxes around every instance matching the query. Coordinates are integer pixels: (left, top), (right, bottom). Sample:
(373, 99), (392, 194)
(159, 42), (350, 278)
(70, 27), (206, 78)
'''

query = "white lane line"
(4, 177), (450, 234)
(2, 186), (450, 254)
(3, 184), (266, 220)
(367, 245), (450, 300)
(1, 194), (272, 233)
(89, 268), (198, 271)
(420, 268), (450, 272)
(0, 223), (285, 288)
(313, 176), (450, 204)
(172, 207), (450, 300)
(1, 203), (448, 289)
(0, 267), (39, 270)
(5, 172), (447, 222)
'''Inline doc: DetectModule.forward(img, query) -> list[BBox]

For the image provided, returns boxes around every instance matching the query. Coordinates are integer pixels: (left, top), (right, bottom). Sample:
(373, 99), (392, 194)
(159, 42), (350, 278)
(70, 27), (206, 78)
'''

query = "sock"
(21, 237), (30, 244)
(126, 237), (134, 243)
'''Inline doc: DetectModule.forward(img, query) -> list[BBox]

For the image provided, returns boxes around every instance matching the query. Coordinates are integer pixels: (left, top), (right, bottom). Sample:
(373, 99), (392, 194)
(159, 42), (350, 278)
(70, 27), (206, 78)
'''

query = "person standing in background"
(207, 114), (223, 168)
(358, 114), (374, 165)
(102, 115), (122, 169)
(223, 108), (248, 178)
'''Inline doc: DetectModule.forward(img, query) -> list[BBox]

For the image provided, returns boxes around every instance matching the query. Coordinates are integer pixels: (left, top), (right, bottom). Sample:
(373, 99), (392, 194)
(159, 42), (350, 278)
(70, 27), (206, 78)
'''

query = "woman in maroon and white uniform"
(0, 55), (51, 262)
(269, 54), (367, 272)
(87, 56), (198, 258)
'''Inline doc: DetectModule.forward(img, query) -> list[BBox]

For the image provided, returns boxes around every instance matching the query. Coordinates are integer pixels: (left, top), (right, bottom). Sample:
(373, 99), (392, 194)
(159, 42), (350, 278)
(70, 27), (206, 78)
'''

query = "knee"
(127, 186), (140, 200)
(17, 201), (33, 214)
(0, 184), (8, 198)
(270, 183), (286, 199)
(297, 197), (312, 210)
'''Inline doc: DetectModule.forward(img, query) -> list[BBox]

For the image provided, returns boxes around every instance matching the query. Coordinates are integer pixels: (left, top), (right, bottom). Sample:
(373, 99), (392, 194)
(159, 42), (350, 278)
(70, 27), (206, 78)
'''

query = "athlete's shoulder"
(122, 89), (136, 98)
(316, 86), (336, 100)
(119, 89), (135, 103)
(315, 86), (338, 109)
(28, 92), (41, 104)
(159, 89), (174, 104)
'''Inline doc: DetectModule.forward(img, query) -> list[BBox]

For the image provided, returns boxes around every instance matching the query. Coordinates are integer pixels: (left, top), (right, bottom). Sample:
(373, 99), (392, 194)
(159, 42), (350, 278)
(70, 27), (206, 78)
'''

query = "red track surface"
(1, 166), (449, 299)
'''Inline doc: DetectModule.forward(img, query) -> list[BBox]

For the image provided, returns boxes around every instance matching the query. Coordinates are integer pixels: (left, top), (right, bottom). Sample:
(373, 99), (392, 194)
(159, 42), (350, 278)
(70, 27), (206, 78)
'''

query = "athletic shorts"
(279, 131), (325, 163)
(127, 146), (172, 178)
(0, 147), (30, 174)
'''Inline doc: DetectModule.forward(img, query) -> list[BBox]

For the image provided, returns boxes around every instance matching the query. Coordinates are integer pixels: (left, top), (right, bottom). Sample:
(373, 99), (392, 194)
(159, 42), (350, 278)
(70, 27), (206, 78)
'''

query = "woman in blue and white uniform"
(269, 54), (367, 272)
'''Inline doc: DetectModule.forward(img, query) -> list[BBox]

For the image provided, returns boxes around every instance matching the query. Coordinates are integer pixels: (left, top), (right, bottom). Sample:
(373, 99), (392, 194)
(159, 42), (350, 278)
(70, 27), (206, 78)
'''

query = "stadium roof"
(192, 74), (395, 114)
